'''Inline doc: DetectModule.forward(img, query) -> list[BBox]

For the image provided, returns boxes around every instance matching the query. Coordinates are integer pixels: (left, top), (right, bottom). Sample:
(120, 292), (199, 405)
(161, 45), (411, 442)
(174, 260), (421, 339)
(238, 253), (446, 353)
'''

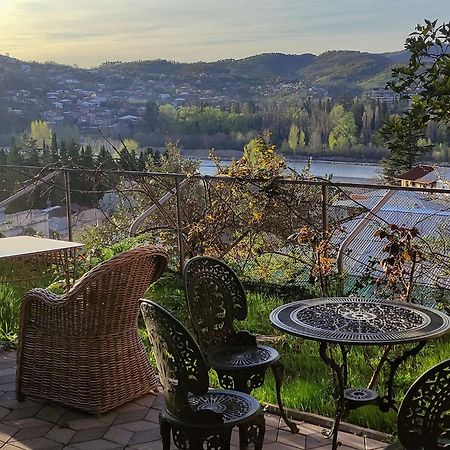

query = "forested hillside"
(1, 48), (448, 163)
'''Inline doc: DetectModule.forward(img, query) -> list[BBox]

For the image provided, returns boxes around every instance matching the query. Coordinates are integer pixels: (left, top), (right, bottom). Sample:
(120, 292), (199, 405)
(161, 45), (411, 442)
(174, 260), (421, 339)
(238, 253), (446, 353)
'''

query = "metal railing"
(1, 164), (450, 297)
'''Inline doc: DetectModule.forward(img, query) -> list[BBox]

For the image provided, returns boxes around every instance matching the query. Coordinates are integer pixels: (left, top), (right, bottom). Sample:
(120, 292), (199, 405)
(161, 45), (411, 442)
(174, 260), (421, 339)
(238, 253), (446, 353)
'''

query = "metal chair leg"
(239, 413), (265, 450)
(272, 360), (300, 433)
(159, 414), (171, 450)
(253, 413), (266, 450)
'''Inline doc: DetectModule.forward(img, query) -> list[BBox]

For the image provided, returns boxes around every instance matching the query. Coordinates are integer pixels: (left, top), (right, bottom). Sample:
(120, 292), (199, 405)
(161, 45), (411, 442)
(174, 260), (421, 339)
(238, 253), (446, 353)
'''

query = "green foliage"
(381, 114), (431, 179)
(382, 20), (450, 179)
(328, 105), (357, 150)
(0, 283), (22, 345)
(77, 220), (151, 267)
(388, 20), (450, 125)
(300, 50), (393, 96)
(30, 120), (52, 149)
(288, 123), (300, 153)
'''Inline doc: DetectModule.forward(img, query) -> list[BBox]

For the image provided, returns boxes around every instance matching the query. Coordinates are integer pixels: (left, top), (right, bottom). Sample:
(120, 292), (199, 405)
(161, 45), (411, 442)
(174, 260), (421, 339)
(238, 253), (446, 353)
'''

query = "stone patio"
(0, 351), (388, 449)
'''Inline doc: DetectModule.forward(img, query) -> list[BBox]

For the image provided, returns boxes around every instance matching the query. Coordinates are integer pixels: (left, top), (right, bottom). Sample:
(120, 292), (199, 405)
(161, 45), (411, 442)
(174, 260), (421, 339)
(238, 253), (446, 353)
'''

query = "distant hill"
(99, 53), (316, 80)
(299, 50), (394, 96)
(0, 49), (408, 100)
(381, 50), (411, 63)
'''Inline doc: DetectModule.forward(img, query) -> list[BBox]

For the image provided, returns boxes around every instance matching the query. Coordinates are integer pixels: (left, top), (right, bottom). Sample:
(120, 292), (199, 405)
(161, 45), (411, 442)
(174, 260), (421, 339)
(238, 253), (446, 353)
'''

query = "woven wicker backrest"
(27, 245), (168, 335)
(397, 358), (450, 449)
(183, 256), (247, 351)
(140, 299), (209, 418)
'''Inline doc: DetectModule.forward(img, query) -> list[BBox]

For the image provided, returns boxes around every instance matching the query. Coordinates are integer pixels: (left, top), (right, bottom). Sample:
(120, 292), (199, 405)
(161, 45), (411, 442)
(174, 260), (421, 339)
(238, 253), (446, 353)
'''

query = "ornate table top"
(270, 297), (450, 345)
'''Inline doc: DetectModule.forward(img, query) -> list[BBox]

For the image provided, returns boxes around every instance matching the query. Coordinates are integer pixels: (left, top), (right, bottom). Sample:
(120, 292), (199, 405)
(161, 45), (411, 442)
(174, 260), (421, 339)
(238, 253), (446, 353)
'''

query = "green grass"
(0, 282), (24, 345)
(145, 272), (450, 434)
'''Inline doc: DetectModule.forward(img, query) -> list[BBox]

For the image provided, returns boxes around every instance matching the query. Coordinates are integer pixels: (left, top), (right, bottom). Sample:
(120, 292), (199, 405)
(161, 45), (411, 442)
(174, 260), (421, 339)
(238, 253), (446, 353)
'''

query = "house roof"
(396, 165), (435, 182)
(336, 190), (450, 289)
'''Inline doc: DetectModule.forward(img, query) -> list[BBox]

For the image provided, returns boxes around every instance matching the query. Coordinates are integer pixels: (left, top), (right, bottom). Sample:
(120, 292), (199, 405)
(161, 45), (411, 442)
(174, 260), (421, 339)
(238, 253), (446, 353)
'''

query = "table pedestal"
(319, 340), (427, 450)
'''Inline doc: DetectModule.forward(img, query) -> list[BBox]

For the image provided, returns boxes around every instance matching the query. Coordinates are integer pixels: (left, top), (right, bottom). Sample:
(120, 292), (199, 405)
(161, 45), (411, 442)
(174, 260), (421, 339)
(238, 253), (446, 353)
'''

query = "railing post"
(64, 170), (73, 242)
(321, 184), (329, 240)
(175, 175), (185, 273)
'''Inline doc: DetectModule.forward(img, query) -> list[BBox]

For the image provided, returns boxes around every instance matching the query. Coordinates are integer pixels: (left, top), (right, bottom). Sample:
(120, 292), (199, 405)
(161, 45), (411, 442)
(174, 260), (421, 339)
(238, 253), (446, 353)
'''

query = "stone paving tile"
(264, 443), (304, 449)
(103, 426), (133, 446)
(264, 412), (282, 429)
(337, 432), (365, 449)
(116, 420), (159, 433)
(8, 437), (63, 449)
(127, 442), (167, 450)
(45, 426), (76, 445)
(35, 405), (66, 424)
(143, 408), (160, 424)
(70, 439), (124, 449)
(113, 404), (148, 426)
(0, 423), (19, 442)
(277, 428), (307, 448)
(3, 405), (44, 422)
(128, 427), (162, 446)
(365, 436), (389, 450)
(67, 417), (108, 431)
(9, 423), (53, 441)
(68, 426), (109, 444)
(134, 394), (157, 408)
(0, 384), (16, 393)
(57, 410), (91, 427)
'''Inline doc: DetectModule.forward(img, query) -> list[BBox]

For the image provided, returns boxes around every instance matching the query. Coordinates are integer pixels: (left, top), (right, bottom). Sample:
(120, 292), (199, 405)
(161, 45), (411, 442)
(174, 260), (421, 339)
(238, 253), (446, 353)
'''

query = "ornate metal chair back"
(183, 256), (247, 351)
(397, 358), (450, 449)
(140, 299), (210, 419)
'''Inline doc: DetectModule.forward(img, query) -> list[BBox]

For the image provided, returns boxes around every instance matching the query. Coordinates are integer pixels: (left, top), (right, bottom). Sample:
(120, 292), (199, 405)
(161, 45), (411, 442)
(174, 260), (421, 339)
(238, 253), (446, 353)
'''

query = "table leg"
(378, 340), (427, 413)
(319, 342), (349, 450)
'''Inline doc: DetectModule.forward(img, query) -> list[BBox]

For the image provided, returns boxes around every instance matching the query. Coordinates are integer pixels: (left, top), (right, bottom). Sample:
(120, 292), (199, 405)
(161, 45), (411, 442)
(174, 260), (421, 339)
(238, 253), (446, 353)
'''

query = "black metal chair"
(140, 299), (265, 450)
(393, 358), (450, 450)
(183, 255), (299, 433)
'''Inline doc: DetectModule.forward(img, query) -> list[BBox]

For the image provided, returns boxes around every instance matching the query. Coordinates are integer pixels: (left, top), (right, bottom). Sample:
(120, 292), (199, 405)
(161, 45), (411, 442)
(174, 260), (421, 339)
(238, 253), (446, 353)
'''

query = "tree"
(381, 114), (432, 179)
(50, 132), (59, 163)
(80, 145), (94, 168)
(142, 101), (159, 131)
(30, 120), (52, 149)
(288, 123), (300, 153)
(328, 105), (357, 150)
(382, 20), (450, 178)
(96, 145), (115, 170)
(388, 20), (450, 125)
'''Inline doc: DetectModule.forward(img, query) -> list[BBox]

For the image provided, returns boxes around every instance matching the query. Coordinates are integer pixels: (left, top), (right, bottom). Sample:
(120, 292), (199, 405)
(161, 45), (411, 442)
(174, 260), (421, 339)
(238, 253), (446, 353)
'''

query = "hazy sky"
(0, 0), (447, 67)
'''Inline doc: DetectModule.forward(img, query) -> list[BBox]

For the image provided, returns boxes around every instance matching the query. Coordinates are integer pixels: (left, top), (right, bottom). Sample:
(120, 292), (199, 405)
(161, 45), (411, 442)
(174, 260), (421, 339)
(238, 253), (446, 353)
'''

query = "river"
(198, 159), (382, 182)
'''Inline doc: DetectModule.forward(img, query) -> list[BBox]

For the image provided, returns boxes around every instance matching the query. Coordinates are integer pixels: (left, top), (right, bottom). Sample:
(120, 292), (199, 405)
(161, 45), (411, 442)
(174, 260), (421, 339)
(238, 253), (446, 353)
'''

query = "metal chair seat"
(163, 390), (262, 428)
(208, 344), (280, 371)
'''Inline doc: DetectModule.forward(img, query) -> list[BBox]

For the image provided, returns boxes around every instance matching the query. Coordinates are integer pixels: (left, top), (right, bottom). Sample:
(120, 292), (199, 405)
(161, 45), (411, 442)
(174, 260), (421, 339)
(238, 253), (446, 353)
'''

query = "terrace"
(0, 351), (387, 449)
(0, 158), (449, 449)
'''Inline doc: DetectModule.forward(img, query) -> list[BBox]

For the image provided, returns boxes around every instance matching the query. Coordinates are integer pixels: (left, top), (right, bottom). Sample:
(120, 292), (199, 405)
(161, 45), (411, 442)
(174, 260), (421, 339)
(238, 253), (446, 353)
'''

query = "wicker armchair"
(17, 245), (168, 415)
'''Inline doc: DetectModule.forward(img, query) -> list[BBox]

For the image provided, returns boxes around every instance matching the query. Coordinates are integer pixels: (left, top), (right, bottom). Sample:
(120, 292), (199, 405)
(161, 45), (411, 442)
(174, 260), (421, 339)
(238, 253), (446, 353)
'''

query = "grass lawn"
(146, 271), (450, 434)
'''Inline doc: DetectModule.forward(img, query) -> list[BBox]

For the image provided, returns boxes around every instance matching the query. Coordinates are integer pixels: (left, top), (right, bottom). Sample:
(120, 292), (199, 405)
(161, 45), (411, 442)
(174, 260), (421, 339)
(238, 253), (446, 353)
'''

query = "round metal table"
(270, 297), (450, 449)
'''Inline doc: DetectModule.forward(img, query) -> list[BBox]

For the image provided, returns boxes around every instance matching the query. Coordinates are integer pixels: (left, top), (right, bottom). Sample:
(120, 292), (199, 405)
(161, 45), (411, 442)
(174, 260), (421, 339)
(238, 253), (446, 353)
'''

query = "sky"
(0, 0), (447, 67)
